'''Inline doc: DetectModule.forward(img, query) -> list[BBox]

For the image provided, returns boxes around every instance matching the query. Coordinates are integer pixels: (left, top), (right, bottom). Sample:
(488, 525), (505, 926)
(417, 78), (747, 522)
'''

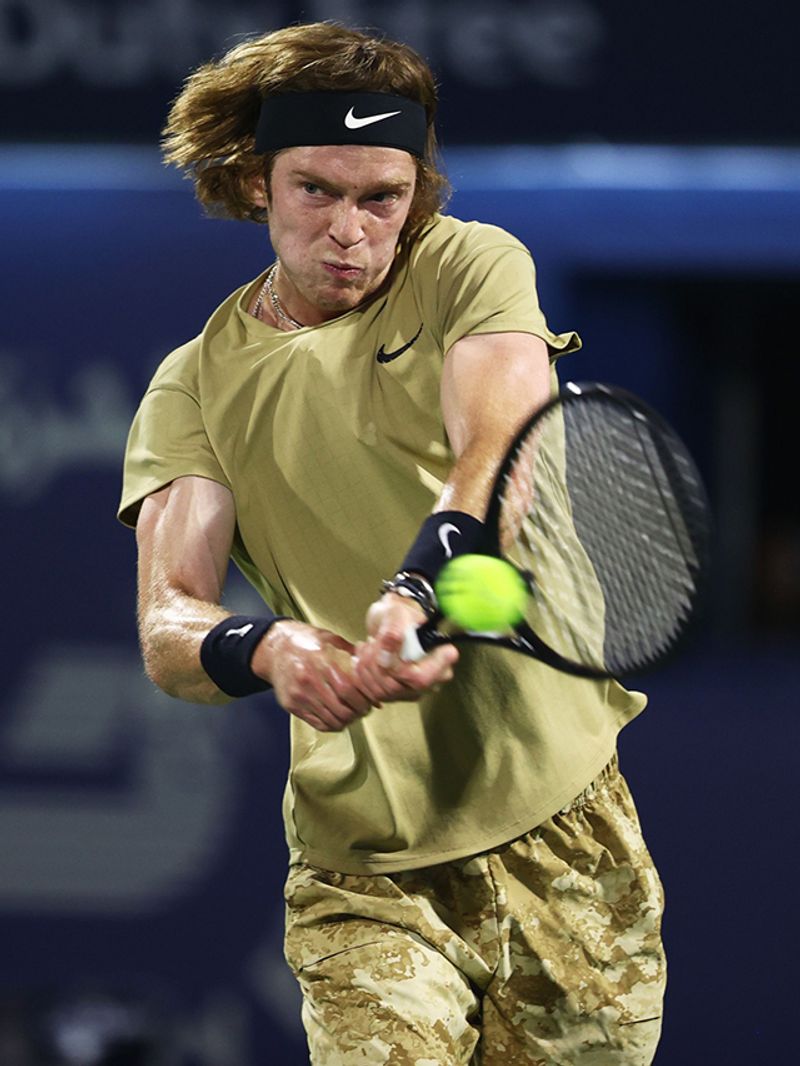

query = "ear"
(248, 174), (269, 210)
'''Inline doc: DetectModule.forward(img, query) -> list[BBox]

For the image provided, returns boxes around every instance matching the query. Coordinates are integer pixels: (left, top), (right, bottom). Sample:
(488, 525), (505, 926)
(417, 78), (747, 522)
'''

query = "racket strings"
(503, 446), (606, 667)
(567, 400), (702, 670)
(500, 394), (707, 674)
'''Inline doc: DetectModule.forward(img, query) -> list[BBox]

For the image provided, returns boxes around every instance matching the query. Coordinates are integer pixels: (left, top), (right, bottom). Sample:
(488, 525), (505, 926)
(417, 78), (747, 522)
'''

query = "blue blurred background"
(1, 2), (798, 1063)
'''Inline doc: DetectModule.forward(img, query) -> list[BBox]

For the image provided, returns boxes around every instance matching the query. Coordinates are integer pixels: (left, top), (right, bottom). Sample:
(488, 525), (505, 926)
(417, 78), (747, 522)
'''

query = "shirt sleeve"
(432, 224), (581, 358)
(117, 381), (231, 528)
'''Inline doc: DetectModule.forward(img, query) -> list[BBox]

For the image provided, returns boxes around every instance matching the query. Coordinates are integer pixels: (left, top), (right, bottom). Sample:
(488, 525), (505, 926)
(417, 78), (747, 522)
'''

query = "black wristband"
(200, 613), (288, 698)
(400, 511), (489, 583)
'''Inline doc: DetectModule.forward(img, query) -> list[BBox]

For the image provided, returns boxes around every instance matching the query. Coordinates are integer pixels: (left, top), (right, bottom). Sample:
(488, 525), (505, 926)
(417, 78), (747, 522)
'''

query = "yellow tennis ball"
(435, 555), (527, 632)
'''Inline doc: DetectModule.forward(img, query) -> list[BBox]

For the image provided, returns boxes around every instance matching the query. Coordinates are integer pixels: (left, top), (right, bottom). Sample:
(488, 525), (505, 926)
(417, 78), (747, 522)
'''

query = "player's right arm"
(136, 475), (374, 729)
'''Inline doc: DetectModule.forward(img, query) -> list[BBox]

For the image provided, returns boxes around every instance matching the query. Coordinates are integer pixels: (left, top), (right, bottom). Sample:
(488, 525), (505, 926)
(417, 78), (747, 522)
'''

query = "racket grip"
(400, 625), (427, 662)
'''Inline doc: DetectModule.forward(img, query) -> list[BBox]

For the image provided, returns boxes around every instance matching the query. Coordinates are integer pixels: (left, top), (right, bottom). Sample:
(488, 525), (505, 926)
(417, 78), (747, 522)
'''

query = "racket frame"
(408, 381), (710, 679)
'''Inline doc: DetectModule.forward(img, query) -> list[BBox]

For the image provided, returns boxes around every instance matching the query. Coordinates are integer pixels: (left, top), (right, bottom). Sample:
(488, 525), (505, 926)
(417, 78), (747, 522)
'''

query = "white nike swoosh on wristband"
(225, 623), (254, 638)
(438, 522), (461, 559)
(344, 106), (402, 129)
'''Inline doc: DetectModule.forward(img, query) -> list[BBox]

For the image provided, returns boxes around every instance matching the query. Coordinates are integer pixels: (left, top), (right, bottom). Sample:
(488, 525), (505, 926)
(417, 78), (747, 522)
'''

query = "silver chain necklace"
(252, 262), (305, 330)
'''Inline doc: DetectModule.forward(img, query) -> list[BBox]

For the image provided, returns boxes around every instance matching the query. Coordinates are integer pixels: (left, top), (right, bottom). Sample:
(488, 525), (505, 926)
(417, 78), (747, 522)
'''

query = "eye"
(303, 182), (322, 195)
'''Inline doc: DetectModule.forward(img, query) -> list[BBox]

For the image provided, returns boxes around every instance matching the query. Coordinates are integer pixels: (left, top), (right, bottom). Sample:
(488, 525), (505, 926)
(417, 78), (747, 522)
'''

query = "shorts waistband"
(558, 751), (619, 815)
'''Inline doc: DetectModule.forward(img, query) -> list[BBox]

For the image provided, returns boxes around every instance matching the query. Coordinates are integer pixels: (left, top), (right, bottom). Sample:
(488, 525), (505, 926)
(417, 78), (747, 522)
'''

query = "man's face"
(260, 145), (418, 325)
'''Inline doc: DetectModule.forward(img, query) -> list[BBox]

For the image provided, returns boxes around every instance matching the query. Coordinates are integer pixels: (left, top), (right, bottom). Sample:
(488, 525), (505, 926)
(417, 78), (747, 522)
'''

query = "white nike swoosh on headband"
(344, 106), (402, 129)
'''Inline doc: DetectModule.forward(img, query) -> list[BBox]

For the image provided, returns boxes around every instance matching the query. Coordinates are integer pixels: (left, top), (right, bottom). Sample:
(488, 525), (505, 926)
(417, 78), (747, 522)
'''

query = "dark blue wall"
(3, 1), (798, 145)
(1, 146), (798, 1064)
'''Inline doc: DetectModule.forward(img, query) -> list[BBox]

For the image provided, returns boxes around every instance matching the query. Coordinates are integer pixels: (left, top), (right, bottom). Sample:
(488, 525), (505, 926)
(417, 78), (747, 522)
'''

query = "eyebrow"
(292, 168), (413, 195)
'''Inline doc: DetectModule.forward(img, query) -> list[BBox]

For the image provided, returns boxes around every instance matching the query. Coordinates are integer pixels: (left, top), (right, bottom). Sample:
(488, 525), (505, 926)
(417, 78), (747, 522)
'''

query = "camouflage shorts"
(284, 755), (666, 1065)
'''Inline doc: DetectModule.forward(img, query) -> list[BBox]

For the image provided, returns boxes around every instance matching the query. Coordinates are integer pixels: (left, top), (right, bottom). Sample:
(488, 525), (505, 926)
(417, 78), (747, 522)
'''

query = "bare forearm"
(135, 479), (240, 703)
(435, 438), (505, 520)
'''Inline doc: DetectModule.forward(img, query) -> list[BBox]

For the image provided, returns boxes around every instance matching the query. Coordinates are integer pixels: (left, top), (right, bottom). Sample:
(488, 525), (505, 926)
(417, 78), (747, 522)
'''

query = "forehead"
(272, 144), (417, 189)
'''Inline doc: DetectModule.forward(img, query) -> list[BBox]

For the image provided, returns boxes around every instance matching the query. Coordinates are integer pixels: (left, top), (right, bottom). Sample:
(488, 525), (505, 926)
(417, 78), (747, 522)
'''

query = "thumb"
(374, 614), (409, 667)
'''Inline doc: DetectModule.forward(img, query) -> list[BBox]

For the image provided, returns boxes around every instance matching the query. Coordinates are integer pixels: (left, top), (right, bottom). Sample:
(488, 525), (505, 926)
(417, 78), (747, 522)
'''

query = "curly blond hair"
(162, 23), (450, 246)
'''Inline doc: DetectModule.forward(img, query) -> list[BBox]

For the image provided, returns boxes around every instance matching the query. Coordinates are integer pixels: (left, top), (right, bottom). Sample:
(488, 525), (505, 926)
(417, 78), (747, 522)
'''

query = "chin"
(320, 286), (368, 312)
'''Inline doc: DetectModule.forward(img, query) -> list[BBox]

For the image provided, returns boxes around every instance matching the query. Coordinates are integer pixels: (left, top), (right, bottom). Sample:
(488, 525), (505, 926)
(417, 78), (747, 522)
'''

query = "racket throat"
(512, 624), (609, 680)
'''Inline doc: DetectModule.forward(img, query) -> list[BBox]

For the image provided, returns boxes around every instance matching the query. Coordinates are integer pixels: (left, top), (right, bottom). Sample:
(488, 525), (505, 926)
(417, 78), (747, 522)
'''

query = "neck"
(267, 262), (306, 330)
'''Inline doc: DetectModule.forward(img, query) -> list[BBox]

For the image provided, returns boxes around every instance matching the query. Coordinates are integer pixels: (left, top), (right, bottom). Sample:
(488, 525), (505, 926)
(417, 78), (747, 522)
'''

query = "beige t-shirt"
(119, 214), (646, 873)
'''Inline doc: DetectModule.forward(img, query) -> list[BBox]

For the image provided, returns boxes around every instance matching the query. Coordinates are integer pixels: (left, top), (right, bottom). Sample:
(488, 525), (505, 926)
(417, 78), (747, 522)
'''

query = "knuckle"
(287, 686), (305, 706)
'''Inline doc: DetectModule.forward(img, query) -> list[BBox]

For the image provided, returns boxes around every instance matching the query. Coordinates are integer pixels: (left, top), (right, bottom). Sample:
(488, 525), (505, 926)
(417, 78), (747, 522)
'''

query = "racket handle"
(400, 625), (427, 662)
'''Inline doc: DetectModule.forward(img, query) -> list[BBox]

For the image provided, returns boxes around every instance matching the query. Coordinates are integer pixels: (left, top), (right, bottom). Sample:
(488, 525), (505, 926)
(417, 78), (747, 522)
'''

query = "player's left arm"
(355, 330), (551, 701)
(436, 330), (551, 515)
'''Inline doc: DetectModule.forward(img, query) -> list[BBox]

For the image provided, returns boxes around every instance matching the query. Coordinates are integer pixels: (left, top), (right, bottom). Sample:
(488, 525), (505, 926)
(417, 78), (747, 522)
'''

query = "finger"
(350, 663), (395, 705)
(356, 637), (450, 702)
(373, 611), (422, 661)
(370, 677), (415, 703)
(381, 638), (457, 678)
(364, 667), (421, 704)
(373, 629), (412, 673)
(326, 666), (374, 716)
(319, 644), (378, 713)
(287, 661), (361, 727)
(353, 656), (414, 704)
(315, 693), (359, 730)
(351, 642), (384, 686)
(289, 703), (337, 733)
(353, 643), (412, 699)
(312, 691), (365, 731)
(409, 658), (457, 689)
(356, 630), (455, 701)
(283, 674), (354, 731)
(395, 646), (459, 691)
(318, 672), (380, 726)
(318, 657), (375, 715)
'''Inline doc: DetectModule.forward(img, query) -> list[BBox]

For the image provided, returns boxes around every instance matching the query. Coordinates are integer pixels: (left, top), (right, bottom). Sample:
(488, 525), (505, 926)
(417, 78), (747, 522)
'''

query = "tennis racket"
(402, 382), (711, 679)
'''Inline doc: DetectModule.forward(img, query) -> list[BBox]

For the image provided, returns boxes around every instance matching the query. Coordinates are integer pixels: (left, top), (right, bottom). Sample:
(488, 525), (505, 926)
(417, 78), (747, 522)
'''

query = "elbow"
(141, 644), (181, 699)
(140, 637), (230, 706)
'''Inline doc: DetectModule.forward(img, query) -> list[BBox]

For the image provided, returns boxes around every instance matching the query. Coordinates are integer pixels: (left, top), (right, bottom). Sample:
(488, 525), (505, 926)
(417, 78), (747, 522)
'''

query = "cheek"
(269, 211), (317, 257)
(372, 215), (409, 255)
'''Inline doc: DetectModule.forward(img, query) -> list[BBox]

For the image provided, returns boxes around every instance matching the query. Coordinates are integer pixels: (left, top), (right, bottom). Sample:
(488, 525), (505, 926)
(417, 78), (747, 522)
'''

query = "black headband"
(253, 91), (428, 158)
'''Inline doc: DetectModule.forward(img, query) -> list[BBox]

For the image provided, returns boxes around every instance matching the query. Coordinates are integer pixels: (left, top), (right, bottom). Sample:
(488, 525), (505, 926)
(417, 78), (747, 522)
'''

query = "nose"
(328, 201), (364, 248)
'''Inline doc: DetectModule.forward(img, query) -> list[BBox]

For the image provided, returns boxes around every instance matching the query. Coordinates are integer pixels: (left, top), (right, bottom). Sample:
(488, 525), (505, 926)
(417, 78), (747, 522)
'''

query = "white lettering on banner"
(0, 0), (604, 89)
(442, 1), (603, 87)
(0, 0), (285, 85)
(0, 358), (133, 501)
(0, 647), (237, 913)
(508, 1), (604, 87)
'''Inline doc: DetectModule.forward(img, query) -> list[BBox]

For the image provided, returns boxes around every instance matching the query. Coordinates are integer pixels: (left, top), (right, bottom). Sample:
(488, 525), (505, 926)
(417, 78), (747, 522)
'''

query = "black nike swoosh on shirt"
(376, 322), (424, 363)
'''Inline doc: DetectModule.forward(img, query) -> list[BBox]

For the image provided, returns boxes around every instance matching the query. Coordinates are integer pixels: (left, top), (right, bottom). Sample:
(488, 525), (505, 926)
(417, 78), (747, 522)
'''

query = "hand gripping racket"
(402, 382), (711, 679)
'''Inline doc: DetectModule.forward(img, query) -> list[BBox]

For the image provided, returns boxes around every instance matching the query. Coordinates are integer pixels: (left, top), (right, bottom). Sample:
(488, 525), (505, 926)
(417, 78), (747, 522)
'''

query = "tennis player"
(119, 22), (666, 1065)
